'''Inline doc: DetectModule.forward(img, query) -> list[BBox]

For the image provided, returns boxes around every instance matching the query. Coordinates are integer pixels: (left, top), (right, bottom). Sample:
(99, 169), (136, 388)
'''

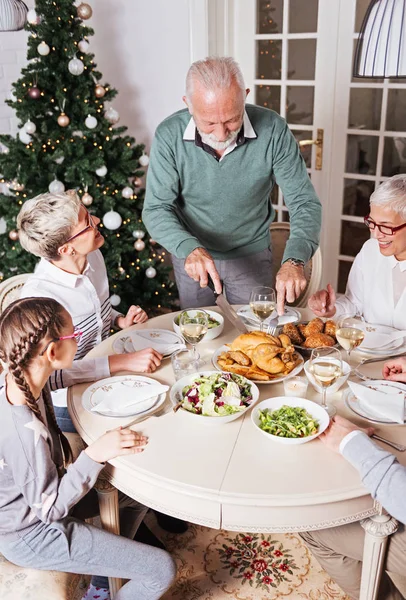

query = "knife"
(207, 276), (248, 333)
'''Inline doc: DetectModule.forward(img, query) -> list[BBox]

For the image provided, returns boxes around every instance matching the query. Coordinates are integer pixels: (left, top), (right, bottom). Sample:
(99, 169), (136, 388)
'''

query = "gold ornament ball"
(133, 176), (142, 187)
(77, 3), (93, 19)
(82, 192), (93, 206)
(9, 230), (19, 241)
(95, 85), (106, 98)
(57, 113), (70, 127)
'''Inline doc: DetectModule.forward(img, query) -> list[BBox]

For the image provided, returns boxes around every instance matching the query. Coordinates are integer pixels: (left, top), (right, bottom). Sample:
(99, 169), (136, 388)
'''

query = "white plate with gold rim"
(82, 375), (167, 417)
(344, 380), (406, 424)
(358, 323), (405, 355)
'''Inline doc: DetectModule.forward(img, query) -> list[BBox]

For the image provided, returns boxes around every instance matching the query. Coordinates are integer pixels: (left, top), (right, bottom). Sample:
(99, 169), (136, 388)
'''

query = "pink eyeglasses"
(39, 327), (83, 356)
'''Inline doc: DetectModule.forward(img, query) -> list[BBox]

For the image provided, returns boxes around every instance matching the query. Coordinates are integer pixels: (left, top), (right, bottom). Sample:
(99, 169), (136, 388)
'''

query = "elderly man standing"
(142, 57), (321, 313)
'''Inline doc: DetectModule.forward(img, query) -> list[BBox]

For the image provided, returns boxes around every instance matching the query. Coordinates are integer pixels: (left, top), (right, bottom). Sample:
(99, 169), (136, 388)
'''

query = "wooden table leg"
(95, 476), (123, 598)
(359, 503), (398, 600)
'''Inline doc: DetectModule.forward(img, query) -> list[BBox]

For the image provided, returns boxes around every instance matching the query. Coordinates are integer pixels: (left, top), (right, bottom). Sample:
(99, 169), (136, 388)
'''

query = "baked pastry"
(324, 320), (337, 338)
(303, 333), (336, 348)
(303, 318), (324, 337)
(282, 323), (304, 345)
(298, 323), (307, 338)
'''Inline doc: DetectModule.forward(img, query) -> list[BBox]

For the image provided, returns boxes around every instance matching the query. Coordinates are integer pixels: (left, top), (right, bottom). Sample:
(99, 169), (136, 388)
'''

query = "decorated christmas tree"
(0, 0), (177, 313)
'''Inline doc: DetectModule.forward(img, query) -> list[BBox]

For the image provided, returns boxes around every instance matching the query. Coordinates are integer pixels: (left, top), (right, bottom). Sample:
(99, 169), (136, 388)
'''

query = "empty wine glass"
(336, 314), (365, 363)
(308, 347), (343, 417)
(179, 309), (209, 357)
(249, 286), (276, 332)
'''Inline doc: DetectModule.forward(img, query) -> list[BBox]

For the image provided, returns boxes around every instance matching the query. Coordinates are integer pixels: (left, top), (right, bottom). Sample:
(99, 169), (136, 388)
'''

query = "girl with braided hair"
(0, 297), (176, 600)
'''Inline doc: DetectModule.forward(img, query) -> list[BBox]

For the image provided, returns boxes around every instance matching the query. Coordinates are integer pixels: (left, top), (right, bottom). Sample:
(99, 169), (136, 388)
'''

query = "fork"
(371, 434), (406, 452)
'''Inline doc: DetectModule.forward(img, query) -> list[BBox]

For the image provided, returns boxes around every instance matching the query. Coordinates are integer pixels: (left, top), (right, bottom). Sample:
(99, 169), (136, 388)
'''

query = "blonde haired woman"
(17, 191), (162, 432)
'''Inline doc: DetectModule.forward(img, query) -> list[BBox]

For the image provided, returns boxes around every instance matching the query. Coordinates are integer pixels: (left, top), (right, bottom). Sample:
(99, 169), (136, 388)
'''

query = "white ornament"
(103, 210), (122, 230)
(24, 120), (36, 134)
(19, 130), (32, 144)
(134, 239), (145, 251)
(0, 218), (7, 234)
(95, 165), (107, 177)
(139, 154), (150, 167)
(27, 8), (40, 25)
(121, 186), (133, 199)
(54, 156), (65, 164)
(48, 179), (65, 194)
(82, 192), (93, 206)
(85, 115), (97, 129)
(145, 266), (157, 279)
(78, 39), (89, 52)
(105, 107), (120, 124)
(37, 41), (50, 56)
(0, 142), (9, 154)
(132, 229), (145, 239)
(68, 57), (84, 76)
(110, 294), (121, 307)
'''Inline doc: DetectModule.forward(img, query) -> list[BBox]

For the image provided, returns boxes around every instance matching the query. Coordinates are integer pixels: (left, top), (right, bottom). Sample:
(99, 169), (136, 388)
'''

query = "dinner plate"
(112, 329), (184, 357)
(357, 323), (405, 355)
(211, 344), (304, 384)
(82, 375), (167, 417)
(236, 306), (300, 331)
(343, 380), (406, 424)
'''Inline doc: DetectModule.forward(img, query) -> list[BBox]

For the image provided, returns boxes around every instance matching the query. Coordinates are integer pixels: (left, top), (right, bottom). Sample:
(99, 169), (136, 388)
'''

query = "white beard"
(198, 128), (239, 151)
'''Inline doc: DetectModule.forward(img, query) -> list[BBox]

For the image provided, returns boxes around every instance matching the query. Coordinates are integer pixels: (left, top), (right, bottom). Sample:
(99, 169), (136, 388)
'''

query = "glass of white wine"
(179, 309), (209, 357)
(336, 314), (365, 362)
(309, 347), (342, 417)
(249, 286), (276, 332)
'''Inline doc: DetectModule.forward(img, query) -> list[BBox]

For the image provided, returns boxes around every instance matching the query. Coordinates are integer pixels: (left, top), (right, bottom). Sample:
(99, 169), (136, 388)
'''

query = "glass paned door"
(327, 0), (406, 293)
(234, 0), (340, 262)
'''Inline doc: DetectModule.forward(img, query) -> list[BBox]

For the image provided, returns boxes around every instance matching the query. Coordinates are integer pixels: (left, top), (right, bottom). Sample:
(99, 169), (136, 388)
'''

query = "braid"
(0, 297), (73, 465)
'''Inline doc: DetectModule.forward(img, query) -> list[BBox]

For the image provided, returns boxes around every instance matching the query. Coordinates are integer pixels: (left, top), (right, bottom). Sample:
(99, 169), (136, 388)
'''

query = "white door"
(207, 0), (406, 292)
(233, 0), (340, 280)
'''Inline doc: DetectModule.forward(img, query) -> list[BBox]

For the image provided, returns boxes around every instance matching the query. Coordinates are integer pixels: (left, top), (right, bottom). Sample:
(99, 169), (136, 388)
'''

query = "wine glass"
(335, 314), (365, 363)
(249, 286), (276, 332)
(179, 309), (209, 357)
(308, 347), (342, 417)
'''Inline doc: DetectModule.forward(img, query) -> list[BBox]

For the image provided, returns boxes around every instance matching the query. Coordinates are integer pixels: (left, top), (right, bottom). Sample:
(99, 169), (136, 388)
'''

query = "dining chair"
(269, 221), (322, 307)
(0, 273), (32, 313)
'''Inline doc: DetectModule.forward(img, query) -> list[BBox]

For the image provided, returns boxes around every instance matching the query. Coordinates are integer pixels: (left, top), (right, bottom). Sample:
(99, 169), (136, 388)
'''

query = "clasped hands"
(185, 247), (307, 314)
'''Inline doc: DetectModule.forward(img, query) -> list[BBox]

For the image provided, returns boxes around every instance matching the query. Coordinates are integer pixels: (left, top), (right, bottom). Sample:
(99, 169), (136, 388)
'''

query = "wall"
(0, 0), (192, 148)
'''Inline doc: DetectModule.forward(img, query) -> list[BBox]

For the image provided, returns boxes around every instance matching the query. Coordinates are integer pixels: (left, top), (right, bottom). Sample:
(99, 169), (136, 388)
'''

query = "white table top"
(68, 307), (406, 532)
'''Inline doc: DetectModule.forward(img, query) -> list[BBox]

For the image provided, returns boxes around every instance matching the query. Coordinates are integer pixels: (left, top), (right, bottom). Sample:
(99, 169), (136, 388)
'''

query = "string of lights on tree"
(0, 0), (177, 312)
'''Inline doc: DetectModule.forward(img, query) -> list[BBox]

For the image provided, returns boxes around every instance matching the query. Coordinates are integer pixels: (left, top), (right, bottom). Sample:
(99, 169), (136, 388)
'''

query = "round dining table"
(68, 307), (405, 599)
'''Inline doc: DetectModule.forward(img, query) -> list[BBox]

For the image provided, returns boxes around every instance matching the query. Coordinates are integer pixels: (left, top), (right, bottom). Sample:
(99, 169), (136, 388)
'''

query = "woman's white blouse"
(335, 239), (406, 329)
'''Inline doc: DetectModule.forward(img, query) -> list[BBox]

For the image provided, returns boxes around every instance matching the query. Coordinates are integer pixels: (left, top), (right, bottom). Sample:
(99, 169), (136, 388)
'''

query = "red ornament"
(28, 87), (40, 99)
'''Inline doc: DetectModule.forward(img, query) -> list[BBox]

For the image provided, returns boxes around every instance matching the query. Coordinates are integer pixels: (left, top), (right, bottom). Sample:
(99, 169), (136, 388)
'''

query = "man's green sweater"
(142, 104), (321, 263)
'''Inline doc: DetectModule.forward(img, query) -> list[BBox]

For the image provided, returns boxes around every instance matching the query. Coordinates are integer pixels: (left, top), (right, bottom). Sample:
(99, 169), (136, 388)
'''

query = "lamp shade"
(0, 0), (28, 31)
(354, 0), (406, 78)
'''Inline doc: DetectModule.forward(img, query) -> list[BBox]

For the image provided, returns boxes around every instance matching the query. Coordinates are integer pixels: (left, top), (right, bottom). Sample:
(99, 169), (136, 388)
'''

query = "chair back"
(0, 273), (32, 314)
(269, 222), (322, 307)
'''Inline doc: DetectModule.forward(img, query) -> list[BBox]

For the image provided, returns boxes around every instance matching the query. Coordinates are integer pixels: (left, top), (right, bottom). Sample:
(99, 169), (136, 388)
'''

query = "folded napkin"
(348, 380), (405, 424)
(91, 382), (169, 414)
(130, 332), (186, 355)
(361, 328), (406, 349)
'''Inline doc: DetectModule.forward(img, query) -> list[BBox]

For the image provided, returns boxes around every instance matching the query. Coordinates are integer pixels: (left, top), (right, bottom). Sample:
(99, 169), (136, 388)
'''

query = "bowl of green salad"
(170, 370), (259, 424)
(251, 397), (330, 444)
(173, 310), (224, 341)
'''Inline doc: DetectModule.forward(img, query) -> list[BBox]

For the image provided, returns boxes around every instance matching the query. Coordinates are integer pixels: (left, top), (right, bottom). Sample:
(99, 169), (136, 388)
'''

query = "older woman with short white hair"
(309, 174), (406, 329)
(17, 191), (162, 432)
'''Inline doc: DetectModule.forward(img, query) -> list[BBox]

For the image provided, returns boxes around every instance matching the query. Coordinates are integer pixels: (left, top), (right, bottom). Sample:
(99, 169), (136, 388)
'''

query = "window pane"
(386, 89), (406, 131)
(256, 40), (282, 80)
(286, 86), (314, 125)
(340, 220), (370, 257)
(271, 183), (279, 205)
(257, 0), (283, 34)
(291, 129), (313, 167)
(338, 260), (353, 294)
(382, 137), (406, 177)
(255, 85), (281, 112)
(282, 210), (290, 222)
(354, 0), (371, 32)
(352, 41), (384, 83)
(289, 0), (318, 33)
(343, 179), (375, 217)
(346, 135), (379, 175)
(288, 39), (317, 80)
(348, 88), (382, 130)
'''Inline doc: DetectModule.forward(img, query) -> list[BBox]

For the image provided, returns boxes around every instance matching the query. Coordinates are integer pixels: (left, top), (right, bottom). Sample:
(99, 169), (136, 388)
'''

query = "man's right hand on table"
(109, 348), (163, 374)
(185, 247), (222, 294)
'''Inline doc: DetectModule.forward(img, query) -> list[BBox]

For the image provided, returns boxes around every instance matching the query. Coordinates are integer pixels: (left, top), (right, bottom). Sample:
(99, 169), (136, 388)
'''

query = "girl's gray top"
(0, 379), (103, 542)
